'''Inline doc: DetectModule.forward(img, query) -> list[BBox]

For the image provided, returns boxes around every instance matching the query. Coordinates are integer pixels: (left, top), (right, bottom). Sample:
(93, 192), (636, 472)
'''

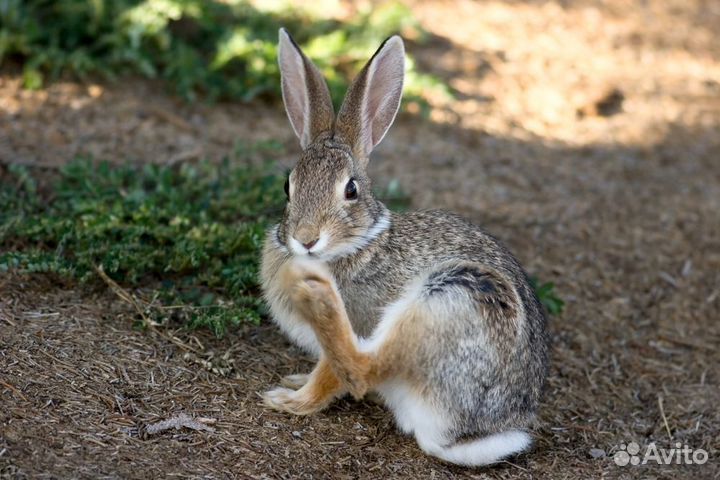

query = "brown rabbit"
(260, 28), (549, 466)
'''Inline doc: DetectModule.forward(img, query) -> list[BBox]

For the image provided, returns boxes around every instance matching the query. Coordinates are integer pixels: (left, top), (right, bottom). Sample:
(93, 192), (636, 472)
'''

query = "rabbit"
(260, 28), (549, 467)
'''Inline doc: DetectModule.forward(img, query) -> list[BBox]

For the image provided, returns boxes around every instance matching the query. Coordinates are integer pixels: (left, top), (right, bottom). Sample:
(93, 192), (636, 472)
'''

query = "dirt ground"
(2, 0), (720, 478)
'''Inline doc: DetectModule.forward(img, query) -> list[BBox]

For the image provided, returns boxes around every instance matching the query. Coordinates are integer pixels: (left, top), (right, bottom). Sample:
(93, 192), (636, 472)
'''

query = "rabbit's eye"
(344, 178), (358, 200)
(284, 178), (290, 199)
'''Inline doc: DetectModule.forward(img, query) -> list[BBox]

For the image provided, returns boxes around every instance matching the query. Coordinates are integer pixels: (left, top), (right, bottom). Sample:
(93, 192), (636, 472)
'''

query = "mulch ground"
(2, 0), (720, 478)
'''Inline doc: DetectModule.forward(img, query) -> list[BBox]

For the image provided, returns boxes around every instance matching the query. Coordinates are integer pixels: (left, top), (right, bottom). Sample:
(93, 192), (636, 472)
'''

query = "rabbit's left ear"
(278, 28), (335, 149)
(335, 36), (405, 164)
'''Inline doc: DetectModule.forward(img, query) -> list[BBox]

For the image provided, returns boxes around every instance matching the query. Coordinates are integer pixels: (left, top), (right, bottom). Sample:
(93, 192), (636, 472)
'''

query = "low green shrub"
(1, 142), (286, 335)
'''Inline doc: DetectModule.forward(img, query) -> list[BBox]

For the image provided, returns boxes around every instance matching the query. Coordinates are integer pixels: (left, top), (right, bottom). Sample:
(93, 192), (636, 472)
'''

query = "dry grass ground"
(1, 0), (720, 478)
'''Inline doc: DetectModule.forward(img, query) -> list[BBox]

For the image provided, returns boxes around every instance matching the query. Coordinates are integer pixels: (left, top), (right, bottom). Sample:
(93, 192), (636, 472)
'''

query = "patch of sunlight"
(411, 0), (720, 147)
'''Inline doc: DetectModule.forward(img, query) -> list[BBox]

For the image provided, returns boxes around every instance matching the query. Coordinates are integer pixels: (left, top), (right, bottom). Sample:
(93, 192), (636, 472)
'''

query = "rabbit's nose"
(295, 224), (319, 250)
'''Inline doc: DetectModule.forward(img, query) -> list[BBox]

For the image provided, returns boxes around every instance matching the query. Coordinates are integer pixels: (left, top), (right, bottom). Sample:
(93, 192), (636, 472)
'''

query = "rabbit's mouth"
(272, 223), (332, 258)
(288, 231), (331, 257)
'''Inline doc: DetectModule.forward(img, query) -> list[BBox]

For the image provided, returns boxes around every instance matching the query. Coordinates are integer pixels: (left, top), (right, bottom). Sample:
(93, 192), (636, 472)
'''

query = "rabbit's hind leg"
(278, 258), (424, 402)
(286, 265), (373, 399)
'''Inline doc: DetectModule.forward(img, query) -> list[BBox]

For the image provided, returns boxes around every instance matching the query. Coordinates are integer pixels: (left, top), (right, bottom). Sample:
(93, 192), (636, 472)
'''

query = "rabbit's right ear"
(335, 36), (405, 164)
(278, 28), (334, 149)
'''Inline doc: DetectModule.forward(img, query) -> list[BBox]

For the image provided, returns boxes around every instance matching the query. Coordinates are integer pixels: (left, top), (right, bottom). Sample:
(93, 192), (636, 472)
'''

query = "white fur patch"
(323, 210), (391, 260)
(288, 236), (305, 255)
(375, 380), (447, 436)
(423, 430), (532, 466)
(310, 232), (329, 254)
(271, 303), (321, 356)
(288, 231), (330, 256)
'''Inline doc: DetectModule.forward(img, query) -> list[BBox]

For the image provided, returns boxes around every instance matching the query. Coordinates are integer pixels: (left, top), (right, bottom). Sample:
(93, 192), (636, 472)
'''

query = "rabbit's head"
(275, 29), (404, 260)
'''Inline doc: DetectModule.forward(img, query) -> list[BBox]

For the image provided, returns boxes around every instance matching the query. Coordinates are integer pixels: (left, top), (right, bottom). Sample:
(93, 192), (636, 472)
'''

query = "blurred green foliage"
(530, 277), (565, 316)
(0, 0), (450, 107)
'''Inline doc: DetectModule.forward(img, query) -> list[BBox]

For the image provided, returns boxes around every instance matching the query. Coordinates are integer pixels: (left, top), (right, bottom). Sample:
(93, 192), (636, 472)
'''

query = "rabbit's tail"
(417, 429), (532, 466)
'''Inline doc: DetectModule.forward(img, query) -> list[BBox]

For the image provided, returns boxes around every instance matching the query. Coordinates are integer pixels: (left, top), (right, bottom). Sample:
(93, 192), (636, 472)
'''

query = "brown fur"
(263, 357), (342, 415)
(275, 259), (424, 403)
(279, 261), (372, 399)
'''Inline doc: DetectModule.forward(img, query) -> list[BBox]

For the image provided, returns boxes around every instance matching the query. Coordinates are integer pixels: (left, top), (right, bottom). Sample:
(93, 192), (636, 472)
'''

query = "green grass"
(0, 0), (450, 109)
(0, 143), (286, 335)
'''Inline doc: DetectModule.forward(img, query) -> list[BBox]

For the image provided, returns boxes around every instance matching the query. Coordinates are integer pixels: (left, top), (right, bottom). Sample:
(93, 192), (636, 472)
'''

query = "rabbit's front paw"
(262, 386), (324, 416)
(279, 258), (332, 292)
(280, 373), (310, 389)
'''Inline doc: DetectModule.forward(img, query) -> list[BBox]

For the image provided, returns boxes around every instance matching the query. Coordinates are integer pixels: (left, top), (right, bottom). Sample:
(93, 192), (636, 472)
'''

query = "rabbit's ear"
(335, 36), (405, 163)
(278, 28), (334, 149)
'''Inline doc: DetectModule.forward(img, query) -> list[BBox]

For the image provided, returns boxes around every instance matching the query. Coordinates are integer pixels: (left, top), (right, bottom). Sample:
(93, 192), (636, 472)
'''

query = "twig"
(658, 395), (673, 441)
(657, 334), (713, 352)
(146, 413), (216, 435)
(94, 265), (152, 328)
(0, 380), (28, 401)
(93, 265), (200, 354)
(502, 460), (529, 472)
(23, 311), (60, 318)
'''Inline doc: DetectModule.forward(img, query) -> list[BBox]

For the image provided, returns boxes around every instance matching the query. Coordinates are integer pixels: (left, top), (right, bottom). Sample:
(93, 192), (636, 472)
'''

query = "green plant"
(0, 143), (286, 335)
(0, 0), (451, 108)
(530, 277), (565, 315)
